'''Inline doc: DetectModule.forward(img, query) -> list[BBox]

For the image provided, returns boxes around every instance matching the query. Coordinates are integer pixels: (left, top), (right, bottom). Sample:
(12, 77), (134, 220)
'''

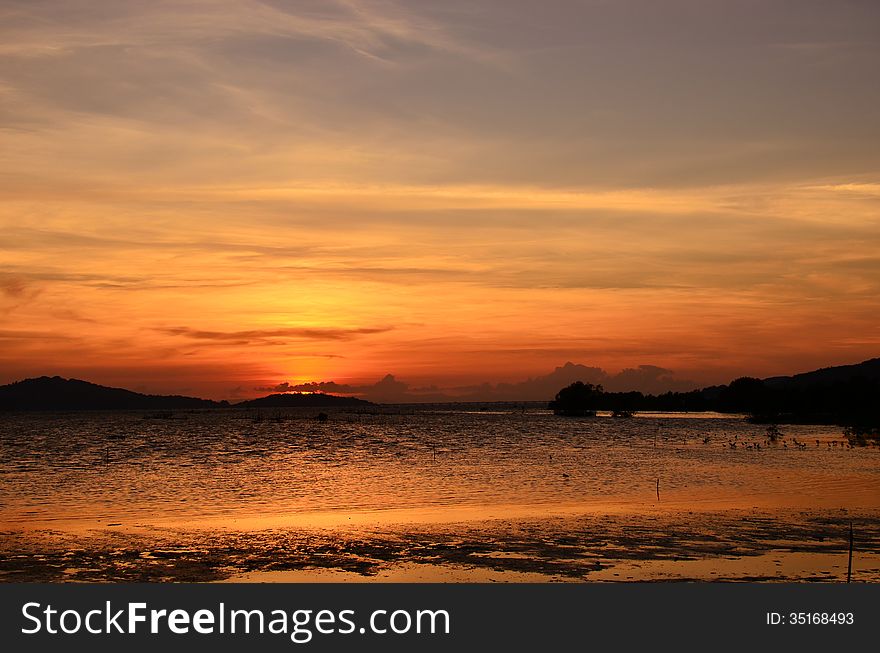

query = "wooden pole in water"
(656, 477), (660, 501)
(847, 521), (853, 583)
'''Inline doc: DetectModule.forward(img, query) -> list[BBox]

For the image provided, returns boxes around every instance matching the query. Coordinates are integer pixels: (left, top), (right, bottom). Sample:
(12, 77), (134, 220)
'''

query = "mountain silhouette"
(764, 357), (880, 387)
(0, 376), (375, 411)
(0, 376), (224, 411)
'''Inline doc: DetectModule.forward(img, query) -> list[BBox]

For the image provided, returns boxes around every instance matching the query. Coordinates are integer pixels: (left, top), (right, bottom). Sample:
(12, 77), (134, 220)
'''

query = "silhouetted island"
(0, 376), (224, 411)
(236, 393), (373, 408)
(550, 357), (880, 433)
(0, 376), (372, 411)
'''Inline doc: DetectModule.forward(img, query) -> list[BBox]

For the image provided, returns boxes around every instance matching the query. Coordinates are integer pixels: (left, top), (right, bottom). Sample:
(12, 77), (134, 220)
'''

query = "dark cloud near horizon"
(284, 374), (419, 402)
(276, 362), (697, 403)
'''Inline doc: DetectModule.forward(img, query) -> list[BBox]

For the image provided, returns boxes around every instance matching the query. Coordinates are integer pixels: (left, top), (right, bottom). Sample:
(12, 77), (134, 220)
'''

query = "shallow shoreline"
(2, 508), (878, 583)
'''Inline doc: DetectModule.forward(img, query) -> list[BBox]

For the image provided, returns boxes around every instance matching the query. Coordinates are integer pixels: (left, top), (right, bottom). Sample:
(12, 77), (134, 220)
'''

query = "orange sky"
(1, 1), (879, 400)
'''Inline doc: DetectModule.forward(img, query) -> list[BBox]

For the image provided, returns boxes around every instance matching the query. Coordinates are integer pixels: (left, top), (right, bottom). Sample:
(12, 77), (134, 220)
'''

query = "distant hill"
(0, 376), (375, 411)
(764, 357), (880, 387)
(236, 392), (373, 408)
(548, 356), (880, 430)
(0, 376), (223, 411)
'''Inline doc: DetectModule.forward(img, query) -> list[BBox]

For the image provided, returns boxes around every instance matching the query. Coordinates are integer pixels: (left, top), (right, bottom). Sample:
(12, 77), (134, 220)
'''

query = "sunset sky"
(1, 0), (879, 400)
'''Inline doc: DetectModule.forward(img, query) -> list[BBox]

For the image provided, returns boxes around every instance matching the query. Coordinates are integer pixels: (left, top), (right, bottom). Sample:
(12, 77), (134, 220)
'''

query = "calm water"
(1, 408), (878, 528)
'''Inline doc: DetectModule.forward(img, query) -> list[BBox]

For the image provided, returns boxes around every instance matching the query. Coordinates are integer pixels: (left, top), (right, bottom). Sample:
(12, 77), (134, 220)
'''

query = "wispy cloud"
(0, 274), (30, 298)
(0, 0), (497, 64)
(157, 325), (393, 344)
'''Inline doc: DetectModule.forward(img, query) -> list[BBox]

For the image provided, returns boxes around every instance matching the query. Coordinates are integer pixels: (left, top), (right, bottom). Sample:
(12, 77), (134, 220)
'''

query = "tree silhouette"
(549, 381), (604, 416)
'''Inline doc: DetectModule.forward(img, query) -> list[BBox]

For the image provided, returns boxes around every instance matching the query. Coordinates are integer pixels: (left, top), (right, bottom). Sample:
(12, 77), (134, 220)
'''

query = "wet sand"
(2, 508), (877, 583)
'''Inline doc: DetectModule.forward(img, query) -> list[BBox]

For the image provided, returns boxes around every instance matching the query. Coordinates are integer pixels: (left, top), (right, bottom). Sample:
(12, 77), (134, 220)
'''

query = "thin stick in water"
(847, 521), (853, 583)
(656, 477), (660, 501)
